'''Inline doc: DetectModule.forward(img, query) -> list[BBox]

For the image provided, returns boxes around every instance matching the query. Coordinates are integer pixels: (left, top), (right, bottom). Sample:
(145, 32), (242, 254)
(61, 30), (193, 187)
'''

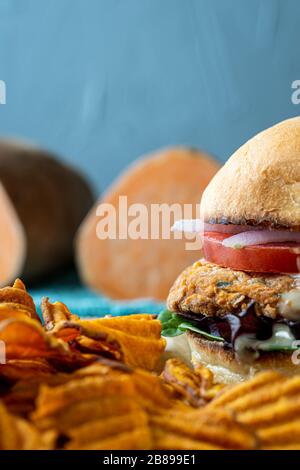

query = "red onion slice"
(223, 230), (300, 248)
(172, 220), (263, 234)
(172, 219), (203, 233)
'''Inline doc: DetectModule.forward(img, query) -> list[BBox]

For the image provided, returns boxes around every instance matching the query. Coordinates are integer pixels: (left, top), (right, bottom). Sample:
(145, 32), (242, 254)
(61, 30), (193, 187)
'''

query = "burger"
(160, 117), (300, 383)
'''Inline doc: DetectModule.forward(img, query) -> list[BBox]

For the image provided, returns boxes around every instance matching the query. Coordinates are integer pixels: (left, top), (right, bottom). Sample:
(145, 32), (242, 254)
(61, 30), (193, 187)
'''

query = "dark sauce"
(177, 302), (299, 349)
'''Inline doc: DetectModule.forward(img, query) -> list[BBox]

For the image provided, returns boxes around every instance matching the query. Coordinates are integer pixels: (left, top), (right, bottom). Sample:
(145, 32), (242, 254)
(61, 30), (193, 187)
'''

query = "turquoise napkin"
(30, 271), (165, 318)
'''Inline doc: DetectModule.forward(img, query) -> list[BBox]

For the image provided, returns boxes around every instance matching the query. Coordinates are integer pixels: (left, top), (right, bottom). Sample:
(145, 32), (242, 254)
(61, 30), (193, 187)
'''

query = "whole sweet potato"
(0, 140), (94, 285)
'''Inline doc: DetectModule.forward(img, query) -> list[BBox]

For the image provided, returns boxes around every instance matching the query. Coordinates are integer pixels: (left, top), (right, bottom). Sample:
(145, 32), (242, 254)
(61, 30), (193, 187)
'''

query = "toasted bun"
(201, 117), (300, 228)
(186, 331), (300, 384)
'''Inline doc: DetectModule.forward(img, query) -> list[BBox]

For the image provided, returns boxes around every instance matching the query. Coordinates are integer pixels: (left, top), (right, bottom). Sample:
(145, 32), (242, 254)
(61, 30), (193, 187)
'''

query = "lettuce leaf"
(259, 345), (298, 351)
(158, 311), (300, 352)
(178, 321), (224, 342)
(158, 310), (223, 341)
(158, 310), (183, 337)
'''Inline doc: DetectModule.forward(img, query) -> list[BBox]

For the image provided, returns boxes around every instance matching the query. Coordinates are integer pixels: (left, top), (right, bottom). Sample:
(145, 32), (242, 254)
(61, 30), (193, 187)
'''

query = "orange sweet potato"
(0, 140), (94, 285)
(76, 147), (220, 300)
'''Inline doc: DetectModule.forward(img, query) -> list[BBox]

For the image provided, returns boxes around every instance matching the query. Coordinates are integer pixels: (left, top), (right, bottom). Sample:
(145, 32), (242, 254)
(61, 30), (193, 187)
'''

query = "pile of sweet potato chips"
(0, 279), (299, 450)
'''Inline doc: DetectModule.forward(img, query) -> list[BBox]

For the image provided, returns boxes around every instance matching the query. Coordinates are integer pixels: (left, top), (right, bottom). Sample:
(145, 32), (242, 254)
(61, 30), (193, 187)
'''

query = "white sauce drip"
(235, 324), (296, 358)
(162, 334), (191, 365)
(278, 289), (300, 320)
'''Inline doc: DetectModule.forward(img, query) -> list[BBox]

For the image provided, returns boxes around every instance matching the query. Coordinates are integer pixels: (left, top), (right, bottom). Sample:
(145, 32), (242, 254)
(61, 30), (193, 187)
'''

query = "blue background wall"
(0, 0), (299, 193)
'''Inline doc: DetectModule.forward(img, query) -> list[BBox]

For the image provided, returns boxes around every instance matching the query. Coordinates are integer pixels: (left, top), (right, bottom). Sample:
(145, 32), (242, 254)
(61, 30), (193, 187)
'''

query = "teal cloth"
(30, 271), (165, 318)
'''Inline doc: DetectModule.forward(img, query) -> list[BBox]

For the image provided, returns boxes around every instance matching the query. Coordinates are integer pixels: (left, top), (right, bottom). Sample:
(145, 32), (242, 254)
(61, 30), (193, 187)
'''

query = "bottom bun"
(186, 331), (300, 384)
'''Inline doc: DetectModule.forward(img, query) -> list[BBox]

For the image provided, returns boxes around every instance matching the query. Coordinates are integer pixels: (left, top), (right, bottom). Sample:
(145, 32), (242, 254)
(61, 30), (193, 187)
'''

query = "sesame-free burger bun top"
(200, 117), (300, 229)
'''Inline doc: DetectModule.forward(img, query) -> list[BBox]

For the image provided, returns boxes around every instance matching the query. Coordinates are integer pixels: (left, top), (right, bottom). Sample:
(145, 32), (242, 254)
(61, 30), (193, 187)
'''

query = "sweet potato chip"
(0, 401), (20, 449)
(152, 429), (225, 450)
(0, 317), (68, 360)
(71, 426), (152, 450)
(1, 371), (70, 417)
(209, 371), (300, 450)
(0, 401), (55, 449)
(150, 408), (257, 450)
(77, 316), (166, 370)
(69, 327), (123, 362)
(31, 371), (144, 437)
(207, 370), (283, 411)
(42, 299), (165, 370)
(0, 359), (56, 383)
(160, 358), (226, 406)
(132, 368), (173, 412)
(41, 297), (79, 330)
(33, 374), (136, 419)
(14, 418), (56, 450)
(161, 358), (204, 406)
(0, 279), (40, 322)
(4, 278), (291, 450)
(41, 298), (82, 342)
(66, 410), (149, 449)
(0, 316), (99, 372)
(36, 398), (141, 435)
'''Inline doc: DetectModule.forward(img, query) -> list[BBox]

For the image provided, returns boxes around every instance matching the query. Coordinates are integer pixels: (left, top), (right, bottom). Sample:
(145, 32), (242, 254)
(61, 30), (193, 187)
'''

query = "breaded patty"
(167, 259), (296, 319)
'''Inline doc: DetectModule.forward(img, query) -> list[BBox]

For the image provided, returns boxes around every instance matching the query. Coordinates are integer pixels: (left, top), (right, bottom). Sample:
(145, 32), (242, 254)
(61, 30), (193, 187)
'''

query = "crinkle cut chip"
(0, 401), (55, 450)
(208, 371), (300, 449)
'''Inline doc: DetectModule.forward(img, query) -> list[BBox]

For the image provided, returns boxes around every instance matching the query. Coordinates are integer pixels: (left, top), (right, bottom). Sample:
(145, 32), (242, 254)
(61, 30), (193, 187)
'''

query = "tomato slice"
(203, 232), (300, 273)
